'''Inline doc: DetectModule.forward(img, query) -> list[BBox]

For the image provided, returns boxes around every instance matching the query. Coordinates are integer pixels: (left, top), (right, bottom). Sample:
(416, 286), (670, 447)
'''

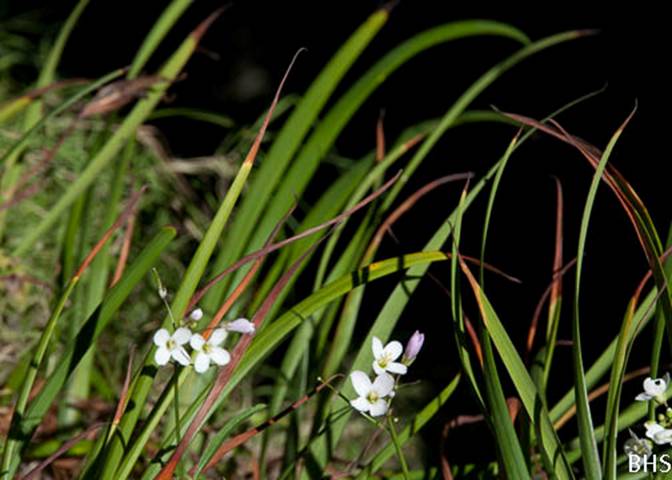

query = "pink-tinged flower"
(153, 327), (192, 367)
(372, 337), (407, 375)
(403, 330), (425, 364)
(226, 318), (255, 334)
(350, 371), (395, 417)
(189, 328), (231, 374)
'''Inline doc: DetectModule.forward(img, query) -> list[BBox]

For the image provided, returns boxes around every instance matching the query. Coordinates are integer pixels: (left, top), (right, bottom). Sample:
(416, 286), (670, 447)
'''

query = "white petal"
(209, 347), (231, 366)
(194, 352), (210, 373)
(209, 328), (228, 346)
(636, 393), (653, 401)
(372, 361), (386, 376)
(153, 328), (170, 347)
(350, 371), (372, 397)
(173, 327), (192, 345)
(656, 429), (672, 445)
(645, 421), (665, 442)
(372, 336), (384, 358)
(386, 362), (408, 375)
(154, 347), (171, 365)
(190, 333), (206, 351)
(350, 397), (370, 413)
(171, 346), (191, 366)
(644, 377), (665, 395)
(383, 340), (403, 361)
(369, 399), (388, 417)
(190, 308), (204, 321)
(226, 318), (255, 334)
(372, 373), (395, 397)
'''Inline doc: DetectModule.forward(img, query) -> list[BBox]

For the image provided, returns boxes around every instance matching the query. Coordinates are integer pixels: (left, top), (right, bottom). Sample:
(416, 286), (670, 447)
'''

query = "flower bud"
(403, 330), (424, 364)
(226, 318), (255, 334)
(189, 308), (204, 321)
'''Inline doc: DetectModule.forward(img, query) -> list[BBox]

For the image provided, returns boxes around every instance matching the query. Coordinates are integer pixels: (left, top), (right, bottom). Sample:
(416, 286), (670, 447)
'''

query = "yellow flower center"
(366, 391), (379, 403)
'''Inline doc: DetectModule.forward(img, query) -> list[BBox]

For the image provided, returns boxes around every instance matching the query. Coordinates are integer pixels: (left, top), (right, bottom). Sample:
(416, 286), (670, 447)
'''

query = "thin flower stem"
(153, 268), (178, 328)
(173, 366), (181, 445)
(387, 413), (410, 480)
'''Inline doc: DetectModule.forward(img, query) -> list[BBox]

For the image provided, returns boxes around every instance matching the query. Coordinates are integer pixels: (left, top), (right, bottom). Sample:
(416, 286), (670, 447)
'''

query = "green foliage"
(1, 3), (660, 480)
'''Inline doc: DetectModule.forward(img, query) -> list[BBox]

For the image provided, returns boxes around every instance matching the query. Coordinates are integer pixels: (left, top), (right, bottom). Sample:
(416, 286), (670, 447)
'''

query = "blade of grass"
(459, 258), (574, 479)
(202, 6), (392, 311)
(202, 19), (528, 312)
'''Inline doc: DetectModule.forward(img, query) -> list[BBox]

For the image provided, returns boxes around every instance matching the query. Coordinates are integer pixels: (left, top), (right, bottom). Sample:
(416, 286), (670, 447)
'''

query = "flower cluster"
(349, 330), (424, 417)
(626, 374), (671, 462)
(152, 309), (255, 374)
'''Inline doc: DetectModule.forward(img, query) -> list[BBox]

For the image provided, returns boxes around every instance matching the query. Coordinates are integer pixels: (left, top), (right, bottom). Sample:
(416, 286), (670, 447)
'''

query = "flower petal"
(226, 318), (255, 334)
(209, 328), (228, 346)
(350, 371), (372, 397)
(636, 393), (653, 401)
(655, 429), (672, 445)
(383, 340), (403, 361)
(154, 347), (170, 365)
(369, 399), (388, 417)
(153, 328), (170, 347)
(190, 333), (206, 351)
(173, 327), (192, 345)
(194, 352), (210, 373)
(644, 377), (666, 395)
(372, 373), (395, 397)
(372, 337), (384, 358)
(209, 347), (231, 366)
(386, 362), (408, 375)
(350, 397), (370, 413)
(171, 346), (191, 366)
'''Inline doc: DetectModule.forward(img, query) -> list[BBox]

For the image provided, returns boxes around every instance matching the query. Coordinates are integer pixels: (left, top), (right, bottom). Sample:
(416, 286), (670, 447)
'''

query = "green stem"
(173, 367), (182, 445)
(387, 413), (410, 480)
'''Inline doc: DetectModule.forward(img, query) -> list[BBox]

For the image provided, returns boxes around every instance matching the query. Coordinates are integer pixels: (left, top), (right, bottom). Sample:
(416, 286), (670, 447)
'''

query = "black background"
(3, 0), (670, 466)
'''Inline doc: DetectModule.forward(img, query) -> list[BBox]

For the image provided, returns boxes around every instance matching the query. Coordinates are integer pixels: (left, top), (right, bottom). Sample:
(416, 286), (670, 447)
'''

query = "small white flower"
(644, 421), (672, 445)
(153, 327), (191, 366)
(349, 371), (395, 417)
(189, 308), (203, 321)
(372, 337), (407, 376)
(189, 328), (231, 374)
(624, 429), (653, 460)
(636, 374), (670, 404)
(225, 318), (255, 334)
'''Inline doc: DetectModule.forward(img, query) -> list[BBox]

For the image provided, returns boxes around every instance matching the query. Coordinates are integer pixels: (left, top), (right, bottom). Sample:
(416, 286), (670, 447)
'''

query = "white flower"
(189, 328), (231, 373)
(624, 429), (653, 460)
(644, 421), (672, 445)
(636, 374), (670, 404)
(225, 318), (255, 334)
(189, 308), (203, 321)
(349, 371), (395, 417)
(372, 337), (407, 376)
(153, 327), (192, 366)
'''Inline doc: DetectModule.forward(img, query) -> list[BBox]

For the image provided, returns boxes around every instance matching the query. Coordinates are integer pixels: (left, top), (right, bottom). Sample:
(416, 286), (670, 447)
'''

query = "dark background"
(2, 0), (669, 466)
